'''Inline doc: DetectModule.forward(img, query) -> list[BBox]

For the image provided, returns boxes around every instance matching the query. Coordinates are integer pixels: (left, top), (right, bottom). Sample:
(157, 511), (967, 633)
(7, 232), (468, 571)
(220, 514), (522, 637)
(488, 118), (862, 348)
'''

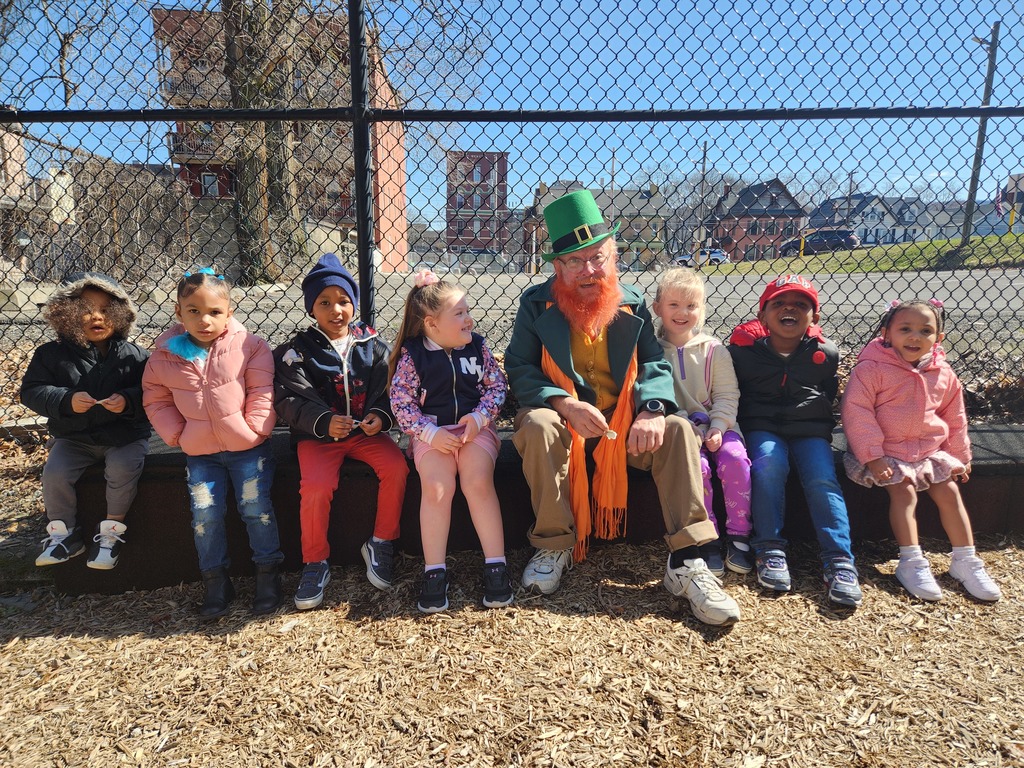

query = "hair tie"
(413, 268), (439, 288)
(184, 267), (224, 280)
(928, 298), (944, 309)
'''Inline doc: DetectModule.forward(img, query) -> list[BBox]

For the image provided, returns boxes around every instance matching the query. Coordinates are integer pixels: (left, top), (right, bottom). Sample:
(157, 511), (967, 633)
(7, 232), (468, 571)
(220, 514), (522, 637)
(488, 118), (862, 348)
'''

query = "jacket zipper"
(447, 350), (459, 424)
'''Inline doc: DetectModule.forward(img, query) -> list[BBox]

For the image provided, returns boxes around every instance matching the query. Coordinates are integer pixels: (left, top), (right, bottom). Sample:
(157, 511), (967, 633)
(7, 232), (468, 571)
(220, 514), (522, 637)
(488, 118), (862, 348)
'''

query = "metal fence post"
(349, 0), (375, 324)
(959, 20), (1001, 248)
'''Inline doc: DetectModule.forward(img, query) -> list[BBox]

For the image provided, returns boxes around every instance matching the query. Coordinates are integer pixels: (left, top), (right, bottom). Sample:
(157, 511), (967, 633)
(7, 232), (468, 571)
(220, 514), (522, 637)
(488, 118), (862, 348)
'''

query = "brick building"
(445, 150), (511, 271)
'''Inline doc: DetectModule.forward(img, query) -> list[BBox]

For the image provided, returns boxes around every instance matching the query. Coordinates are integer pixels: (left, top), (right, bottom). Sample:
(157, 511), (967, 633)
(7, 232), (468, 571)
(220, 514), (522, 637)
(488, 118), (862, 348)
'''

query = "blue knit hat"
(302, 254), (359, 314)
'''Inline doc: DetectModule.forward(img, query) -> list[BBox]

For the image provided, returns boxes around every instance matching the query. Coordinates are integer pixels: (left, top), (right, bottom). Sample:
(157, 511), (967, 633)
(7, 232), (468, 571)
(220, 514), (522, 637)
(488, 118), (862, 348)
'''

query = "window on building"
(651, 222), (660, 239)
(472, 165), (482, 183)
(747, 220), (760, 235)
(744, 244), (759, 261)
(456, 219), (466, 236)
(763, 245), (776, 260)
(473, 219), (481, 237)
(201, 173), (219, 197)
(473, 193), (481, 209)
(456, 193), (465, 209)
(783, 222), (796, 237)
(765, 220), (778, 235)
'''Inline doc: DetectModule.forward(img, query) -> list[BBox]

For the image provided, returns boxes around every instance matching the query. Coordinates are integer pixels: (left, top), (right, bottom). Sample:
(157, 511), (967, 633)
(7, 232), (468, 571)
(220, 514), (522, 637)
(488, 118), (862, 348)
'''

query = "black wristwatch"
(643, 400), (665, 415)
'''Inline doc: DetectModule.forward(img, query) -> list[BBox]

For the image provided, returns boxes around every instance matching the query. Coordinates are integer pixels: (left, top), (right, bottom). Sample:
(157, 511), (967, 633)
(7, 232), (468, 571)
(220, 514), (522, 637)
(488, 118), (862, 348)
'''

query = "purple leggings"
(700, 430), (752, 538)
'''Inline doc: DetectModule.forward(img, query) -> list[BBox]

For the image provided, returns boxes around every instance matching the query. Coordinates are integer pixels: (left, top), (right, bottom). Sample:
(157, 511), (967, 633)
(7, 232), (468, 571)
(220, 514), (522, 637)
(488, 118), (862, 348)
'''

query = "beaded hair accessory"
(413, 268), (439, 288)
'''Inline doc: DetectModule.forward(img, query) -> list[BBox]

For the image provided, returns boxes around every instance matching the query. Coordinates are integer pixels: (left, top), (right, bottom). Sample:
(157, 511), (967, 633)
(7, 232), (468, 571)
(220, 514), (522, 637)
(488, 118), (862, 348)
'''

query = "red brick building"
(445, 150), (511, 270)
(151, 7), (409, 271)
(707, 179), (807, 261)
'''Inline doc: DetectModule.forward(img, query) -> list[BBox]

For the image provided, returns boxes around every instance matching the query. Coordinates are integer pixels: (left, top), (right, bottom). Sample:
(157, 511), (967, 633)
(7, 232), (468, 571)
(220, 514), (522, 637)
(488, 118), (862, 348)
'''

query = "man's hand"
(627, 411), (665, 456)
(359, 412), (383, 436)
(70, 392), (97, 414)
(552, 396), (608, 439)
(97, 393), (127, 414)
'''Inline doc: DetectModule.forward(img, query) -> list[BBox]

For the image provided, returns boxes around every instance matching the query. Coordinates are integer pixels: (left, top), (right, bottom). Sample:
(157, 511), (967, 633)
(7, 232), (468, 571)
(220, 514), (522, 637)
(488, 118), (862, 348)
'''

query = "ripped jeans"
(185, 442), (283, 572)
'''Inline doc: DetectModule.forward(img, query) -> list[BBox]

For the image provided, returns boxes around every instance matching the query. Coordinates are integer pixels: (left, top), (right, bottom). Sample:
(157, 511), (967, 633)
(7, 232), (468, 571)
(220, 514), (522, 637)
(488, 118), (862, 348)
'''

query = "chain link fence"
(2, 0), (1024, 448)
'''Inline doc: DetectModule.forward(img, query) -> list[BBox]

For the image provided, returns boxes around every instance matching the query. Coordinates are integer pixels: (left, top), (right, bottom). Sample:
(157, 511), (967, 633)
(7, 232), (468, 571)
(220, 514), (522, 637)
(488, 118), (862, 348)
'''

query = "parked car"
(673, 248), (730, 268)
(779, 229), (860, 258)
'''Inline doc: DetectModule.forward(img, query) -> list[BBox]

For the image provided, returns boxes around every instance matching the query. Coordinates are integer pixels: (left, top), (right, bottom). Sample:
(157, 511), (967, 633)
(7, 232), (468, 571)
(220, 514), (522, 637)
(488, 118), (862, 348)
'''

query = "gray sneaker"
(521, 548), (573, 595)
(663, 556), (741, 626)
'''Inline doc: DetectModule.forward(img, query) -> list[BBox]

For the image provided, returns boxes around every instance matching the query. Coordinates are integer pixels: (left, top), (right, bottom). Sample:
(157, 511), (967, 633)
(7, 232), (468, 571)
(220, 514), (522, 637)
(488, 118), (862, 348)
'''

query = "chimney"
(723, 183), (732, 196)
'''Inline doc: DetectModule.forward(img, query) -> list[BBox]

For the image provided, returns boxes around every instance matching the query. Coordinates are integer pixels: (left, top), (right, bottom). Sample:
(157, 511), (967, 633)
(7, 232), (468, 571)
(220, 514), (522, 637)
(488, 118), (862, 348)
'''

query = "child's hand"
(98, 393), (126, 414)
(867, 458), (893, 482)
(429, 428), (462, 454)
(457, 414), (481, 444)
(953, 463), (972, 483)
(71, 392), (98, 413)
(359, 412), (383, 436)
(704, 428), (723, 452)
(328, 414), (357, 440)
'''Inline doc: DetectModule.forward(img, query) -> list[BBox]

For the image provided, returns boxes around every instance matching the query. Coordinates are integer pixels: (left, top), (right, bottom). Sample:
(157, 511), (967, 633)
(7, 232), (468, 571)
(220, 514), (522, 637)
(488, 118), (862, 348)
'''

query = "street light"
(960, 20), (1001, 248)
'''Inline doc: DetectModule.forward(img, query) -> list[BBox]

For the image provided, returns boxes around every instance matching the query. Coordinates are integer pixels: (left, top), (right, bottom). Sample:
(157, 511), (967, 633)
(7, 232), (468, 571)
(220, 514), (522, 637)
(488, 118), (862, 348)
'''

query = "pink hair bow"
(928, 298), (944, 309)
(413, 268), (439, 288)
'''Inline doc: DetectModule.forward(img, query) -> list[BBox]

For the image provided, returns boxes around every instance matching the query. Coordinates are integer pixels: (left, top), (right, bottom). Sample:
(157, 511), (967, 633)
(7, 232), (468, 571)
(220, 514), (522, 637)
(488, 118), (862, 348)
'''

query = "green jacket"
(504, 278), (678, 411)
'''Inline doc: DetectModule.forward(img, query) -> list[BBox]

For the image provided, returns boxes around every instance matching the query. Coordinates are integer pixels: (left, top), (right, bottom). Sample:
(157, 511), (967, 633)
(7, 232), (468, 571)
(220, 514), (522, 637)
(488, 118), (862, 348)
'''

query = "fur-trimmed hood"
(44, 272), (137, 345)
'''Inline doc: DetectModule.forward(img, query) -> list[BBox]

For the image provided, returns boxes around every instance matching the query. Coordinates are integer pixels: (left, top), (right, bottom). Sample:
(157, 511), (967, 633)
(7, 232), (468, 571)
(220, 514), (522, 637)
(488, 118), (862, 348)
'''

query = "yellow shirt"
(570, 327), (619, 411)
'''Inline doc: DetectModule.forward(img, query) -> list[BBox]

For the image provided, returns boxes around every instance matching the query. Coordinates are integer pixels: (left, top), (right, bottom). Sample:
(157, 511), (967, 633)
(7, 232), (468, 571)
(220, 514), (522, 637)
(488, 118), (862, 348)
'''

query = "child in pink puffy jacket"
(143, 268), (283, 619)
(842, 299), (1000, 603)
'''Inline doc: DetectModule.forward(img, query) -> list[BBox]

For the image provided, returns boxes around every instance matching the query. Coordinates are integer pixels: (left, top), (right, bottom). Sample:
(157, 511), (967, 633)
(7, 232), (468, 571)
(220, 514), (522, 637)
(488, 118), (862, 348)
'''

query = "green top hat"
(542, 189), (620, 261)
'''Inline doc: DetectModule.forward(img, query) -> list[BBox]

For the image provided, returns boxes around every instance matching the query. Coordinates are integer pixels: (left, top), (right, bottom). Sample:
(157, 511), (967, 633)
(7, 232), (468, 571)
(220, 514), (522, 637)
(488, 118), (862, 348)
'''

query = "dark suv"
(779, 229), (860, 258)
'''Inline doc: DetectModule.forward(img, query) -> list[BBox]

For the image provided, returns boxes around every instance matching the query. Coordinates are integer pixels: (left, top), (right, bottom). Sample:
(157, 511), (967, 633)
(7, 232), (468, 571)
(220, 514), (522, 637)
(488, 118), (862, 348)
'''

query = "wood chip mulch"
(0, 534), (1022, 767)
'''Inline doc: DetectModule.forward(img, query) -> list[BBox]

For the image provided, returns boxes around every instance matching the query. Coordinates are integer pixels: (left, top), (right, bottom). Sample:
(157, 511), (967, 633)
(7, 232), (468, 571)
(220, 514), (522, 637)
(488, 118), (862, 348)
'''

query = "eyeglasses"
(557, 252), (609, 272)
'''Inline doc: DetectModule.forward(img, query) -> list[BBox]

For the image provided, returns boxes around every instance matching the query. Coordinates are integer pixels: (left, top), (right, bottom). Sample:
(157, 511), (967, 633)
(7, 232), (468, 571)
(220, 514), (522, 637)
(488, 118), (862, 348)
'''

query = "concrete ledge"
(52, 426), (1024, 595)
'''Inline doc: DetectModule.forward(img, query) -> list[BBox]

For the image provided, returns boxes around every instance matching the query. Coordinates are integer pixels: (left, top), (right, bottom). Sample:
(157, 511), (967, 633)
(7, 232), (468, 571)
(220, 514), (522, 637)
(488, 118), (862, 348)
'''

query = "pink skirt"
(843, 450), (966, 492)
(411, 423), (500, 469)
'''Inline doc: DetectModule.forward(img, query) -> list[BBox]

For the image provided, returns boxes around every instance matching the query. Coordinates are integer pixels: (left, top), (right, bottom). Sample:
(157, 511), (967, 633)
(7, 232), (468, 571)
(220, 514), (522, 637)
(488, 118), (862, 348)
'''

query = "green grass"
(699, 233), (1024, 274)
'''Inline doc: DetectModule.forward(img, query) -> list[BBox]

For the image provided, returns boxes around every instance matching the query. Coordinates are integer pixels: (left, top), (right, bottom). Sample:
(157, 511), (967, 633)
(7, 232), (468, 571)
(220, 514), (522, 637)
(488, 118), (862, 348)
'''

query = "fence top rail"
(5, 105), (1024, 125)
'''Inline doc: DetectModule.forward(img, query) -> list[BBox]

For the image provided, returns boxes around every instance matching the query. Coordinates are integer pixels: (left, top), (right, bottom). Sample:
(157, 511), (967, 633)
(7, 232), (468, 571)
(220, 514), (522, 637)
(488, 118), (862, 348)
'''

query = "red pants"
(296, 433), (409, 563)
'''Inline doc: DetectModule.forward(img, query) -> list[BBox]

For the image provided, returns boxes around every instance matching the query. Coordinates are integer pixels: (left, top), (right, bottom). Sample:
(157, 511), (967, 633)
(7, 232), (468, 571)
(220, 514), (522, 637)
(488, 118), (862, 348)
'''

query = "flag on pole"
(995, 185), (1005, 216)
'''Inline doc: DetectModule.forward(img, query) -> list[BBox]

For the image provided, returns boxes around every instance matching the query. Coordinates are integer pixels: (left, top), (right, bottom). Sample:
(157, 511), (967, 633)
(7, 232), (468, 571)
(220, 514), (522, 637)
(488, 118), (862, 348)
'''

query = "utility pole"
(960, 20), (1001, 248)
(694, 141), (708, 264)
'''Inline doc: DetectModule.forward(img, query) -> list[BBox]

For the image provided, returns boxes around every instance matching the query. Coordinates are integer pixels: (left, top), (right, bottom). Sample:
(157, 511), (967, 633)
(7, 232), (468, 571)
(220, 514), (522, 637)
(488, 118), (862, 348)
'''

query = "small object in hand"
(604, 430), (617, 440)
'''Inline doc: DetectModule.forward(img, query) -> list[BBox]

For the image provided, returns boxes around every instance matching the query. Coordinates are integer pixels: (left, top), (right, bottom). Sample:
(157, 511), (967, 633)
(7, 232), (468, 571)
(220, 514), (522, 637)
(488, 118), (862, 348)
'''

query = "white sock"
(372, 536), (388, 544)
(898, 545), (923, 560)
(425, 564), (446, 573)
(485, 556), (506, 565)
(951, 545), (976, 561)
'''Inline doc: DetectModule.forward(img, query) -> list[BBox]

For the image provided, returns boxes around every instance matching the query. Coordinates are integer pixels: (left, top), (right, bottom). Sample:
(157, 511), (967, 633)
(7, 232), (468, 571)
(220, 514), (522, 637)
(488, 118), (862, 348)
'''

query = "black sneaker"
(699, 542), (725, 577)
(35, 521), (85, 566)
(417, 568), (449, 613)
(361, 538), (395, 590)
(482, 562), (513, 608)
(725, 536), (754, 575)
(294, 560), (331, 610)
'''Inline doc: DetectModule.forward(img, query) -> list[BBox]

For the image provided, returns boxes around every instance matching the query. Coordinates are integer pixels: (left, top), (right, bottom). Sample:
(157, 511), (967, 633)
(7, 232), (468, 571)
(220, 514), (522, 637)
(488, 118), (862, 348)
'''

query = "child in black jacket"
(273, 254), (409, 610)
(21, 272), (151, 570)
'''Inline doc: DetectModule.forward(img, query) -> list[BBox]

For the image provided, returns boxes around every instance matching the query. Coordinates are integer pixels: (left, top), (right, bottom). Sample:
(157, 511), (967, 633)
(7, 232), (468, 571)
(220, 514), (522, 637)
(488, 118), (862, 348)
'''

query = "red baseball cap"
(759, 274), (819, 311)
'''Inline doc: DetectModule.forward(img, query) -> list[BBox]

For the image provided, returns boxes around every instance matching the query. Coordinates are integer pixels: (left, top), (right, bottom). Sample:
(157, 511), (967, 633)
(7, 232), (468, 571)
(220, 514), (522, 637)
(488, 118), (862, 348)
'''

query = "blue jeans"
(747, 431), (854, 564)
(185, 442), (283, 572)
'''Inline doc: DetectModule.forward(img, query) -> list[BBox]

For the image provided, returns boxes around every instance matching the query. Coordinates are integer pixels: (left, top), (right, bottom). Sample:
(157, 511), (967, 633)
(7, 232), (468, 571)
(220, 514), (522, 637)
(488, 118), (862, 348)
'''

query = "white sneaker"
(35, 521), (85, 566)
(949, 555), (1002, 602)
(522, 548), (572, 595)
(87, 520), (127, 570)
(663, 556), (741, 626)
(895, 555), (942, 601)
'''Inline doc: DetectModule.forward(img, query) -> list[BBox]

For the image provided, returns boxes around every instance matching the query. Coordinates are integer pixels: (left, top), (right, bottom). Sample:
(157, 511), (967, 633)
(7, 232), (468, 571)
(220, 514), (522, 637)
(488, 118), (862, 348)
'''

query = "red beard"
(551, 270), (623, 338)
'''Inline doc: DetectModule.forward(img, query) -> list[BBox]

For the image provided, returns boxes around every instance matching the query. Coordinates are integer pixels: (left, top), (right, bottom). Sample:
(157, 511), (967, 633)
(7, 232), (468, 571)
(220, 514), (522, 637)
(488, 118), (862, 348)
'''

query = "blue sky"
(1, 0), (1020, 225)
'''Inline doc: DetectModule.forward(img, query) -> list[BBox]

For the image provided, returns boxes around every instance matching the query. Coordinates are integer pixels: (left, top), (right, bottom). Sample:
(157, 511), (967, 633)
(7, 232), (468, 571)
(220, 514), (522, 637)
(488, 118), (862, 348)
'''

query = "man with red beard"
(505, 190), (740, 626)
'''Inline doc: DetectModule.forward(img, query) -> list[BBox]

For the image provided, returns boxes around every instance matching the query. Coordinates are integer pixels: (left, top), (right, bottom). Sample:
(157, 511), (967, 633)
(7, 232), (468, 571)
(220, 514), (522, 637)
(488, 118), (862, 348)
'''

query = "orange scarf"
(540, 307), (638, 562)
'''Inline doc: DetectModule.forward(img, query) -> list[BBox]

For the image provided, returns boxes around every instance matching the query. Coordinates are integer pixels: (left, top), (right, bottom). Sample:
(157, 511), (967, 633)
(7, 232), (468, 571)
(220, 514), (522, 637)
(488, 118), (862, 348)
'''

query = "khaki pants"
(512, 407), (716, 553)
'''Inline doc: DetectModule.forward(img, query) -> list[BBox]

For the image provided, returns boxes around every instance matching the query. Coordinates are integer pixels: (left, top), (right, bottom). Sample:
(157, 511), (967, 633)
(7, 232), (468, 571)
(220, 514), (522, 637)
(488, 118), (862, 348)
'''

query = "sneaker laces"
(531, 549), (571, 572)
(93, 529), (125, 549)
(686, 561), (727, 597)
(40, 531), (66, 546)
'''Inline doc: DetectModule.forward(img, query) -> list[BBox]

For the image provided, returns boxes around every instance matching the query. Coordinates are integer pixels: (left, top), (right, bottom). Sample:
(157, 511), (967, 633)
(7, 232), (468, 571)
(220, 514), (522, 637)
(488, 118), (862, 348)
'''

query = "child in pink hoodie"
(143, 268), (283, 619)
(842, 299), (1000, 603)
